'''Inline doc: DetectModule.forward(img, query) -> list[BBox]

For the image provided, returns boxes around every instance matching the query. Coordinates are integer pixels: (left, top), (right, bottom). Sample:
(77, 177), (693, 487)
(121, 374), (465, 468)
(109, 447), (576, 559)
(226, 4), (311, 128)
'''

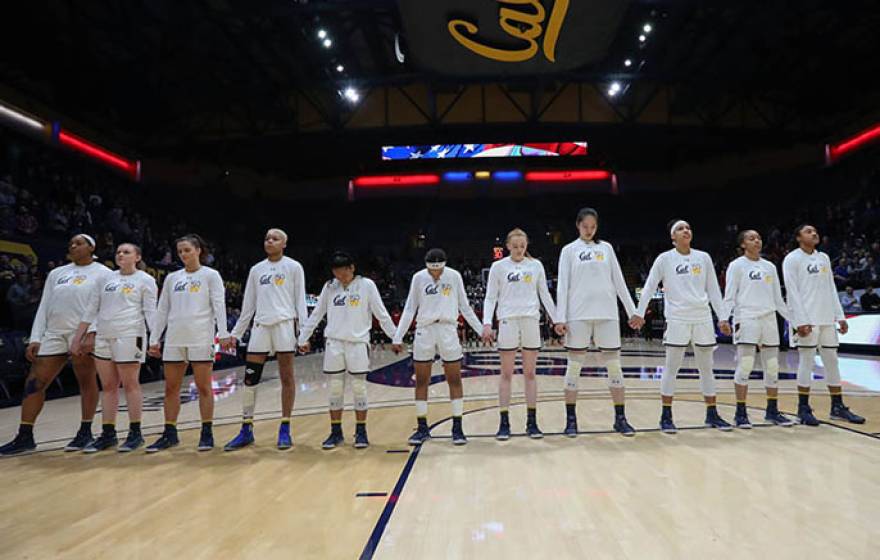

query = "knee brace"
(601, 350), (624, 388)
(243, 362), (265, 386)
(818, 346), (841, 386)
(797, 347), (816, 387)
(564, 353), (584, 391)
(661, 346), (686, 397)
(694, 346), (716, 397)
(734, 346), (756, 386)
(328, 374), (345, 411)
(761, 347), (779, 388)
(351, 374), (368, 411)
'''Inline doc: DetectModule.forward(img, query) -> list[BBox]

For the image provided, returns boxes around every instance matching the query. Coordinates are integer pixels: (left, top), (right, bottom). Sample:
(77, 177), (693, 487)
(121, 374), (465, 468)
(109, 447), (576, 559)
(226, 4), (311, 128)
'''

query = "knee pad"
(564, 356), (583, 391)
(797, 347), (816, 387)
(243, 362), (265, 386)
(351, 374), (368, 411)
(328, 374), (345, 411)
(763, 356), (779, 388)
(24, 376), (46, 397)
(602, 351), (623, 388)
(734, 346), (756, 386)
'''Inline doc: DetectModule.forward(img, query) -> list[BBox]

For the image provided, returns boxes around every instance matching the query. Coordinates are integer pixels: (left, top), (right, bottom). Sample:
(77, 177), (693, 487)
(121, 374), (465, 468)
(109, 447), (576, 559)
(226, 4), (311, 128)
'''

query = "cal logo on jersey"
(748, 270), (762, 281)
(426, 283), (452, 296)
(675, 264), (690, 275)
(578, 251), (593, 262)
(260, 273), (286, 286)
(507, 272), (523, 282)
(58, 274), (87, 286)
(333, 294), (347, 306)
(807, 264), (820, 274)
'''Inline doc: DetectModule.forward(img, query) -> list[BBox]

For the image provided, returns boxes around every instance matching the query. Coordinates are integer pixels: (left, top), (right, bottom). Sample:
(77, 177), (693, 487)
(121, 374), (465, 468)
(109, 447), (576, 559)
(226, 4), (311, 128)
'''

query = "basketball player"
(392, 249), (483, 445)
(0, 234), (111, 455)
(71, 243), (158, 452)
(554, 208), (642, 437)
(783, 224), (864, 425)
(225, 228), (307, 451)
(146, 235), (231, 452)
(482, 228), (557, 440)
(632, 220), (733, 434)
(297, 252), (398, 449)
(721, 230), (794, 428)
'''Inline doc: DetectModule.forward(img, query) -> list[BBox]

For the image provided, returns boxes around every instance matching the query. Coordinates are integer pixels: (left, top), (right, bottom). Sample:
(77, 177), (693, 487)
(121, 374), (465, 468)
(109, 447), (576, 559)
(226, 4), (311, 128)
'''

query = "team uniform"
(557, 239), (638, 436)
(636, 249), (724, 348)
(482, 257), (557, 351)
(722, 256), (789, 347)
(393, 268), (483, 362)
(83, 270), (158, 363)
(150, 266), (229, 362)
(635, 248), (730, 432)
(721, 255), (792, 427)
(557, 239), (635, 350)
(30, 262), (112, 356)
(782, 249), (843, 349)
(231, 256), (307, 354)
(299, 276), (397, 375)
(782, 248), (864, 425)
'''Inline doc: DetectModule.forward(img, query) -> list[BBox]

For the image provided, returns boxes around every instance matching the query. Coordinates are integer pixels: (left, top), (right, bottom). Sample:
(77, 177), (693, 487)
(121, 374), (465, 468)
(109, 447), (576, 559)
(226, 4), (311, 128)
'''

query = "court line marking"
(359, 445), (421, 560)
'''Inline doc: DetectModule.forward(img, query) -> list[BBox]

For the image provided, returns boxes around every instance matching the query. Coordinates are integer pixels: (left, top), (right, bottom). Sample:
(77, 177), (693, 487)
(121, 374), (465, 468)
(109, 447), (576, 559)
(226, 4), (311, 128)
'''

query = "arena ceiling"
(2, 0), (879, 178)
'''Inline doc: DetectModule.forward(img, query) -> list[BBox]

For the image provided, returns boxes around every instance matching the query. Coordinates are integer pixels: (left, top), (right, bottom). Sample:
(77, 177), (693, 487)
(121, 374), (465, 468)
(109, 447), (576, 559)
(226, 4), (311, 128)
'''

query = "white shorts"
(94, 336), (146, 364)
(663, 320), (716, 347)
(248, 320), (297, 354)
(497, 317), (542, 351)
(733, 314), (779, 347)
(163, 344), (215, 363)
(413, 323), (463, 363)
(37, 331), (78, 357)
(792, 324), (839, 348)
(565, 320), (621, 351)
(324, 339), (371, 374)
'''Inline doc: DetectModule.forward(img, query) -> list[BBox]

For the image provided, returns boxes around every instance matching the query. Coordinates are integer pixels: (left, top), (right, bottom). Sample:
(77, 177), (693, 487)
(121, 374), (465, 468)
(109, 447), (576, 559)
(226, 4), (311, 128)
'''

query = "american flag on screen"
(381, 142), (588, 160)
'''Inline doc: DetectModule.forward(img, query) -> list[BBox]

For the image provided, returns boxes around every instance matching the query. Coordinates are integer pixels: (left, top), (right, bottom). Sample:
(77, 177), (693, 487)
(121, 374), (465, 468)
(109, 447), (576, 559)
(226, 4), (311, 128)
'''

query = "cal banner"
(397, 0), (631, 76)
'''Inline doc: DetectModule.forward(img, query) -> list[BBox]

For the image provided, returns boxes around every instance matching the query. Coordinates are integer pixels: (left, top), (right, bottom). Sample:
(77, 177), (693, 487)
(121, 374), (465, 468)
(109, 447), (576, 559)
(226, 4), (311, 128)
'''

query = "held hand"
(392, 343), (403, 354)
(82, 332), (96, 355)
(25, 342), (40, 363)
(70, 339), (82, 358)
(554, 323), (568, 336)
(838, 320), (849, 335)
(628, 315), (645, 330)
(796, 325), (813, 337)
(218, 337), (232, 351)
(148, 344), (162, 358)
(719, 320), (732, 337)
(298, 342), (311, 354)
(481, 325), (495, 344)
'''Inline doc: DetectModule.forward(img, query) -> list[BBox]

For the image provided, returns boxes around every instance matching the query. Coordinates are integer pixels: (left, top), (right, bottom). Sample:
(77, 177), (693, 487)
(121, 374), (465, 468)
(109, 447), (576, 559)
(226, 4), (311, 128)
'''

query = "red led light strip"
(353, 174), (440, 187)
(827, 123), (880, 164)
(524, 170), (611, 182)
(58, 130), (139, 176)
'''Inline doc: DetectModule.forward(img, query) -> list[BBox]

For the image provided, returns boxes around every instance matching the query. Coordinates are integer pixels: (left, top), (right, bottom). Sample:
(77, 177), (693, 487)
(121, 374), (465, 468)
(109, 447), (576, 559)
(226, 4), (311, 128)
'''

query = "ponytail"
(506, 228), (533, 258)
(176, 233), (210, 265)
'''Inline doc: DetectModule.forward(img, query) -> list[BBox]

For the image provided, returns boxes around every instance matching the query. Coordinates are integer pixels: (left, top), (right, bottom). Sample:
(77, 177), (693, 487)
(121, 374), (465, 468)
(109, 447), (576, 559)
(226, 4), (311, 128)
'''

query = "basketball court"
(2, 341), (878, 559)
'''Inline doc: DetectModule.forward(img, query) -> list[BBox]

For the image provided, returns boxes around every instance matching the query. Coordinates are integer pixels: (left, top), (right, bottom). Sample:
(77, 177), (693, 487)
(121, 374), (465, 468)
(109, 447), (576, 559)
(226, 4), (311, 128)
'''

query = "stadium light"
(343, 87), (360, 103)
(624, 59), (632, 67)
(643, 23), (653, 33)
(0, 101), (46, 132)
(639, 34), (646, 43)
(323, 38), (332, 48)
(318, 29), (327, 39)
(336, 64), (344, 73)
